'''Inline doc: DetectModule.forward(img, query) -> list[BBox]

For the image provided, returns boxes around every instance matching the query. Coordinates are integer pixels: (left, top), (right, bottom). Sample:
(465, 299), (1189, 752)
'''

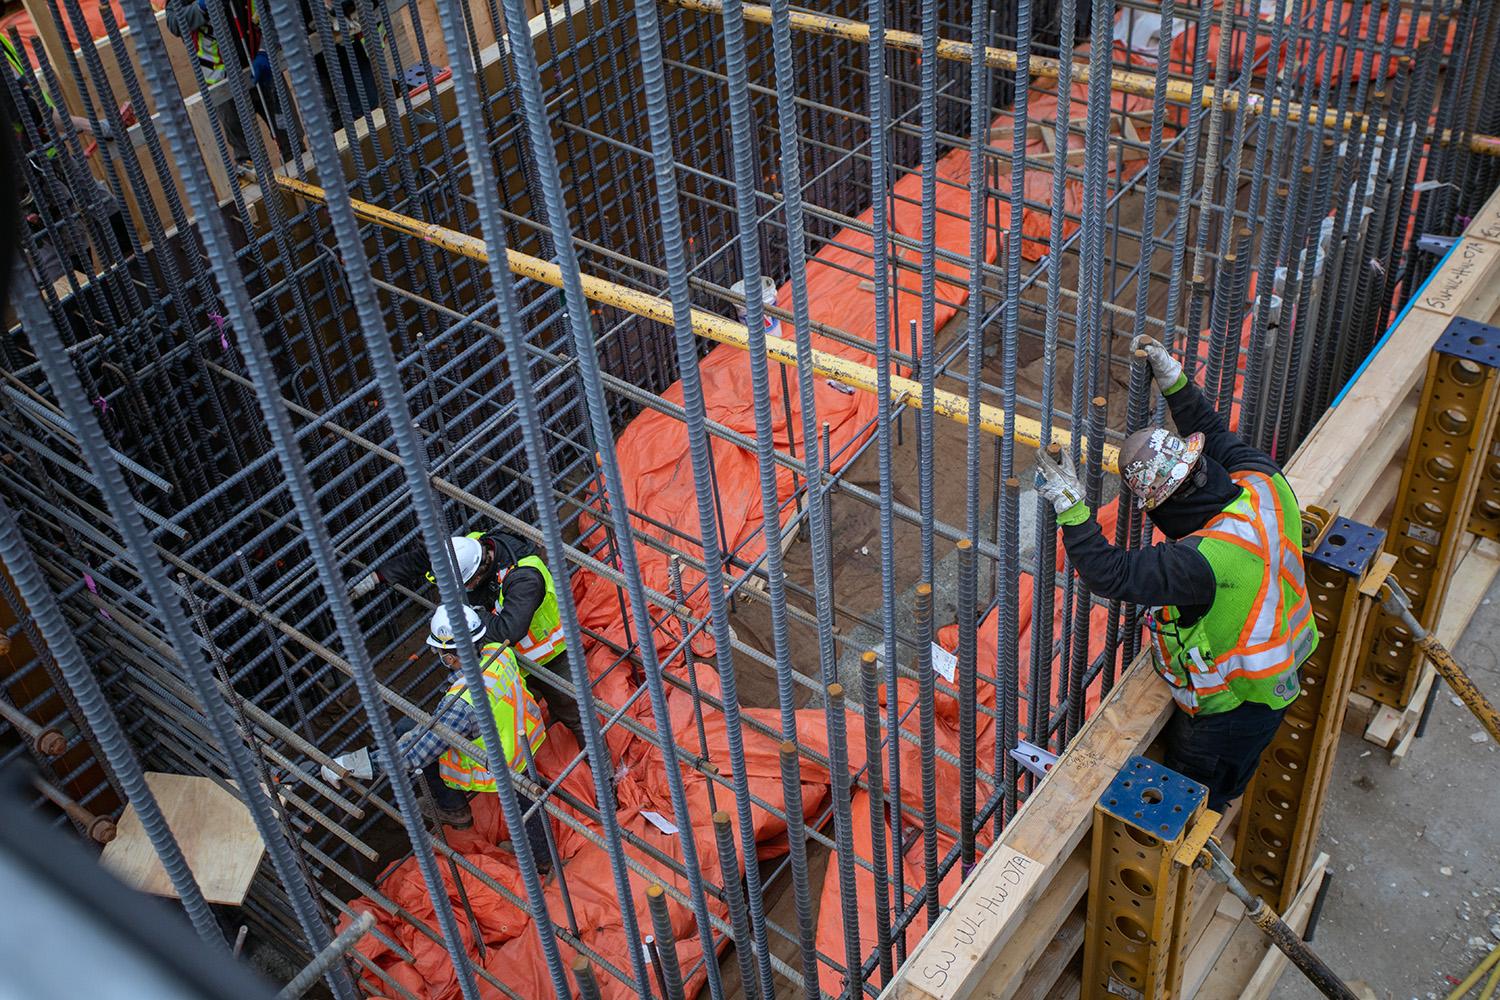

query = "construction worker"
(322, 606), (552, 864)
(164, 0), (290, 161)
(1032, 335), (1317, 812)
(2, 32), (128, 281)
(351, 530), (588, 750)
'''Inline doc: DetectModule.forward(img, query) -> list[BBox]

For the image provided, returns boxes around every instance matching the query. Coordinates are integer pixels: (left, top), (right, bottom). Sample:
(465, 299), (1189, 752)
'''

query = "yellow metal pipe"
(662, 0), (1500, 159)
(274, 173), (1121, 472)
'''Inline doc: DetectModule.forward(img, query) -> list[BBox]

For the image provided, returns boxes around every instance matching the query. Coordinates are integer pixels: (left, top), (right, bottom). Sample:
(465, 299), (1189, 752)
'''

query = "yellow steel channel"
(275, 174), (1121, 472)
(663, 0), (1500, 158)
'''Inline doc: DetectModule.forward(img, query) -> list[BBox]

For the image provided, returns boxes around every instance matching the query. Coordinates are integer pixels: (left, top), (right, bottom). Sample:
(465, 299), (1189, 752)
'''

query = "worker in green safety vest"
(320, 605), (553, 858)
(163, 0), (290, 160)
(352, 529), (587, 751)
(2, 33), (114, 158)
(1033, 335), (1318, 812)
(2, 32), (127, 283)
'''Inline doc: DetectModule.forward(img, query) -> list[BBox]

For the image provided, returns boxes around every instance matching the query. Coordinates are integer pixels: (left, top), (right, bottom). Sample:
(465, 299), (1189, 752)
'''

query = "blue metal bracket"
(1306, 515), (1385, 578)
(1097, 756), (1207, 843)
(1434, 316), (1500, 367)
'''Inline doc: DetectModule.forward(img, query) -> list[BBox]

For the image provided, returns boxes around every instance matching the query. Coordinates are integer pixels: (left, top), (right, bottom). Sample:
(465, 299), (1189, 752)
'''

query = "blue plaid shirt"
(396, 686), (482, 773)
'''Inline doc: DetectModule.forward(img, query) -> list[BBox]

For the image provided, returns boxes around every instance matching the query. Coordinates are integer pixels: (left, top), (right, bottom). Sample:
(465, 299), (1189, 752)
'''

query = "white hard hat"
(427, 604), (485, 649)
(447, 535), (485, 586)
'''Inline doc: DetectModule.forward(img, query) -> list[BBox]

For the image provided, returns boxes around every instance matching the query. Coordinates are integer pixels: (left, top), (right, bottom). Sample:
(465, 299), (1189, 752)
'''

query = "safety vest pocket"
(1185, 647), (1230, 692)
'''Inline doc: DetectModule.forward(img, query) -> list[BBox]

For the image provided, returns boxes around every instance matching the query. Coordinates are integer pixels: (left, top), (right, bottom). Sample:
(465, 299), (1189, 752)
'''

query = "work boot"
(420, 796), (473, 830)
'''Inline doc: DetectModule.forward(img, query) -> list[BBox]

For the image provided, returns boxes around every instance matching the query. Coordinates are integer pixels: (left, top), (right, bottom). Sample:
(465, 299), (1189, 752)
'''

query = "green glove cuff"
(1164, 372), (1188, 395)
(1057, 500), (1091, 526)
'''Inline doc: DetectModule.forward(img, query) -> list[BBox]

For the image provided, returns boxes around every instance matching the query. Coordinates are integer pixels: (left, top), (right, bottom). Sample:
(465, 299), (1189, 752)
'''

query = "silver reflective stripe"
(1186, 646), (1230, 689)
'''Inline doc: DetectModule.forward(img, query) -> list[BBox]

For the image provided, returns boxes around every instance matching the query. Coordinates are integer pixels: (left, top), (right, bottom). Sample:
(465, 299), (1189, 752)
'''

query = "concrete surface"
(1271, 574), (1500, 1000)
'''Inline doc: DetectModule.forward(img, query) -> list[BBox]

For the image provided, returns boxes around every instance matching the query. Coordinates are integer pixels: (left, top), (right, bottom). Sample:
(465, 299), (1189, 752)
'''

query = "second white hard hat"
(427, 604), (485, 649)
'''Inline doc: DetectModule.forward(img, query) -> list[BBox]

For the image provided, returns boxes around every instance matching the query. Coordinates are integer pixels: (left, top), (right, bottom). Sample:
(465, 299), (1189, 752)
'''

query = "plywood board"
(101, 772), (264, 906)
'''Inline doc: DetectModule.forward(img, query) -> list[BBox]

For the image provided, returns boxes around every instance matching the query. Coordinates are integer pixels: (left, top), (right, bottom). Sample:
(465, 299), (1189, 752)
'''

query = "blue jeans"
(1163, 700), (1289, 812)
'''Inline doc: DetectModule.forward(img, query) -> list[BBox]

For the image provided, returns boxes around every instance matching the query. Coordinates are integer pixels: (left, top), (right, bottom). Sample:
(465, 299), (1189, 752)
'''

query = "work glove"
(1129, 334), (1184, 392)
(350, 571), (379, 598)
(320, 747), (373, 786)
(1033, 446), (1086, 520)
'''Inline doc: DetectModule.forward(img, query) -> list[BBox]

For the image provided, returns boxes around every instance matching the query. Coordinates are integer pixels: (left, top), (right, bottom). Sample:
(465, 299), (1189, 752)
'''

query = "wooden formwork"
(884, 181), (1500, 1000)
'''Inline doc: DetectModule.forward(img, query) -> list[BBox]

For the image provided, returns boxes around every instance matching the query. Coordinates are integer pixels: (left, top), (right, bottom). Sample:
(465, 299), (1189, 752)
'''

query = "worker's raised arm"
(1034, 444), (1215, 607)
(1057, 511), (1216, 606)
(350, 544), (430, 597)
(1134, 336), (1278, 476)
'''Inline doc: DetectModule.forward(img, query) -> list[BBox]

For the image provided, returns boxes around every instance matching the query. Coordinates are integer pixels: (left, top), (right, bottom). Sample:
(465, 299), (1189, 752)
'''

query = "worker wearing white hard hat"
(321, 605), (552, 860)
(349, 529), (585, 750)
(1032, 335), (1318, 812)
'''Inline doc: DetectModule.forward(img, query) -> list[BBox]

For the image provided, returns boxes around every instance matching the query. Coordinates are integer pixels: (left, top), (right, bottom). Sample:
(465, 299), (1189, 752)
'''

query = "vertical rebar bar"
(645, 885), (687, 1000)
(711, 811), (761, 1000)
(825, 682), (864, 999)
(858, 650), (893, 984)
(956, 538), (977, 872)
(914, 581), (939, 927)
(778, 740), (821, 1000)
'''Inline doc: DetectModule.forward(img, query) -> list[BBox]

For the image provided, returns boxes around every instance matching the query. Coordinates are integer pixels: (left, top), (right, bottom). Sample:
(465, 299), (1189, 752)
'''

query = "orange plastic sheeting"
(1165, 2), (1446, 84)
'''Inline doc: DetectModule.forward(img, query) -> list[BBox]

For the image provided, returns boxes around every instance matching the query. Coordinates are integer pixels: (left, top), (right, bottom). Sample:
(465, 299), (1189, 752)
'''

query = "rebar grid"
(0, 0), (1494, 996)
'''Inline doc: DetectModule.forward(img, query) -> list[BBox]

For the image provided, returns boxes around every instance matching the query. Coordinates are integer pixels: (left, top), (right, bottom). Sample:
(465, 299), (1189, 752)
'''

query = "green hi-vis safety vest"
(436, 643), (545, 791)
(1148, 469), (1318, 716)
(3, 35), (60, 159)
(495, 552), (566, 666)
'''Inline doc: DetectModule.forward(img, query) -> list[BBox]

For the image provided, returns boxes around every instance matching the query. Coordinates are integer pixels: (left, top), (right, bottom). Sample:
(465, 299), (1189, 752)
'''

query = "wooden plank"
(1286, 182), (1500, 511)
(101, 772), (264, 906)
(1181, 895), (1246, 999)
(886, 663), (1172, 1000)
(1009, 910), (1085, 1000)
(969, 851), (1089, 999)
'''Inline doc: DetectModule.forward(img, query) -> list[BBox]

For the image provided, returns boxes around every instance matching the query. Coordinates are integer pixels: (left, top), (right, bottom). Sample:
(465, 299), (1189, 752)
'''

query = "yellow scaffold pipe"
(662, 0), (1500, 159)
(274, 174), (1121, 473)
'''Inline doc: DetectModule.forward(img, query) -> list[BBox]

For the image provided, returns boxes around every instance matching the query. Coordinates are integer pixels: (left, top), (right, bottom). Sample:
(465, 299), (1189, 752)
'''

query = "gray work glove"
(1033, 446), (1086, 518)
(350, 571), (379, 598)
(1129, 334), (1184, 392)
(320, 747), (373, 786)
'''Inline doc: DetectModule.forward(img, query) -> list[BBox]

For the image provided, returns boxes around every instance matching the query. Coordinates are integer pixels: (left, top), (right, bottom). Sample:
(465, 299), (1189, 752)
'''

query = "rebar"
(0, 0), (1490, 992)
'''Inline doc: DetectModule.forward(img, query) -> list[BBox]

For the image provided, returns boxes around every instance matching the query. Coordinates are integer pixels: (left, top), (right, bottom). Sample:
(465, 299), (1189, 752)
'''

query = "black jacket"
(377, 530), (547, 646)
(1060, 378), (1283, 628)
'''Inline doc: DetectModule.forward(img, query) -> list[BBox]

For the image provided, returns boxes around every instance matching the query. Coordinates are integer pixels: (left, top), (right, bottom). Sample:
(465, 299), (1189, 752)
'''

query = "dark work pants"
(529, 652), (587, 748)
(1163, 700), (1289, 812)
(391, 718), (551, 860)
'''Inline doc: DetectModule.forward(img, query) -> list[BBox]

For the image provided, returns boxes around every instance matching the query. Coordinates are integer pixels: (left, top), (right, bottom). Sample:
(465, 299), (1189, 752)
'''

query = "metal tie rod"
(274, 174), (1121, 472)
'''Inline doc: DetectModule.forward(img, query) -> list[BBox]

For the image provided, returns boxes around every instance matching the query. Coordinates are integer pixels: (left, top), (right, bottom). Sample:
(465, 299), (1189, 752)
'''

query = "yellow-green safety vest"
(436, 642), (546, 791)
(1148, 469), (1318, 716)
(495, 552), (566, 666)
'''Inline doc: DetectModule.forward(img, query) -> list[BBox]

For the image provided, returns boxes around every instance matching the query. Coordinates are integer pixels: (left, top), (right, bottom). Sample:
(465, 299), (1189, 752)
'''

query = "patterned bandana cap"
(1122, 430), (1205, 510)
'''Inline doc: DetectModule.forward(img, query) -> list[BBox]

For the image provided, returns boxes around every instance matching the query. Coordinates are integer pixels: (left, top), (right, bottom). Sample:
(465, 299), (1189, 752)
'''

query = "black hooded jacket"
(376, 530), (548, 646)
(1060, 378), (1283, 629)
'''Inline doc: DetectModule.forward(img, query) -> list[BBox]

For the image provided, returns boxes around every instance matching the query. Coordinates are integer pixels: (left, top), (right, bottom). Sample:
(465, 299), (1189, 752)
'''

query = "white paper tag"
(641, 809), (680, 836)
(930, 642), (957, 684)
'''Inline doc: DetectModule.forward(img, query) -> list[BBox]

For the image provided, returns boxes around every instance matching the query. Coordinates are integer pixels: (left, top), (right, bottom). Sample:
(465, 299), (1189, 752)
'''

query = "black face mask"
(1145, 454), (1239, 540)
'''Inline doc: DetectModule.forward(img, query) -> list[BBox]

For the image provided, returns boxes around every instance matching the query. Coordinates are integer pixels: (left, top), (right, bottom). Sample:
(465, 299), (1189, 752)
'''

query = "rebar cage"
(1, 0), (1499, 995)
